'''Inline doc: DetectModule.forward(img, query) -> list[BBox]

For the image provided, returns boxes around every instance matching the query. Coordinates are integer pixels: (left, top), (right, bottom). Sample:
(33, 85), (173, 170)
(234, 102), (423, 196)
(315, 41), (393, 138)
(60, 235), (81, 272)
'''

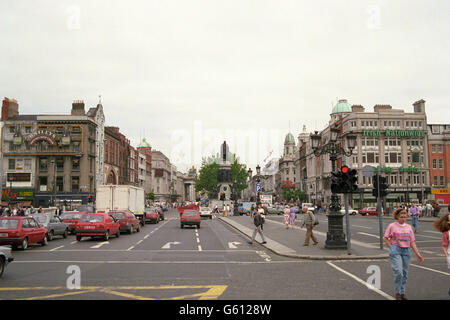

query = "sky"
(1, 0), (449, 172)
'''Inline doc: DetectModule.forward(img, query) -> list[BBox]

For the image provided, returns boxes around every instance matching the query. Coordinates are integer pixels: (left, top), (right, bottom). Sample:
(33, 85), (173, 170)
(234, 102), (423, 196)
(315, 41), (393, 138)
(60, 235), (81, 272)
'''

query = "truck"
(96, 185), (146, 226)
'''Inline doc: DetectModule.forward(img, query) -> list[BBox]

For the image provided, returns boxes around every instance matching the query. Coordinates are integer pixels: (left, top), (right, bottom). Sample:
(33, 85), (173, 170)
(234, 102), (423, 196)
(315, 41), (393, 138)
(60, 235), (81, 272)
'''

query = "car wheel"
(76, 235), (82, 241)
(104, 231), (109, 241)
(47, 230), (54, 241)
(63, 229), (68, 239)
(41, 235), (48, 246)
(21, 238), (28, 250)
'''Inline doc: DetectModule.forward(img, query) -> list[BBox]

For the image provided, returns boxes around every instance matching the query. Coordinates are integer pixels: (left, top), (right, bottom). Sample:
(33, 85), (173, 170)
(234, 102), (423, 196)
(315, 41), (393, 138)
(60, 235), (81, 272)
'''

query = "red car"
(180, 210), (201, 229)
(359, 207), (386, 216)
(108, 211), (141, 234)
(144, 209), (159, 224)
(0, 217), (48, 250)
(75, 213), (120, 241)
(60, 211), (87, 234)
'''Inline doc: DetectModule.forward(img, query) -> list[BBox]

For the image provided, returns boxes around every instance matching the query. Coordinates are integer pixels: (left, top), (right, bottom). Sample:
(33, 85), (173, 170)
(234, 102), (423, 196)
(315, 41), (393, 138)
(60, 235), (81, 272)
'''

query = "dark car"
(180, 210), (201, 229)
(144, 209), (159, 224)
(0, 217), (48, 250)
(31, 214), (69, 240)
(108, 211), (141, 234)
(60, 212), (87, 234)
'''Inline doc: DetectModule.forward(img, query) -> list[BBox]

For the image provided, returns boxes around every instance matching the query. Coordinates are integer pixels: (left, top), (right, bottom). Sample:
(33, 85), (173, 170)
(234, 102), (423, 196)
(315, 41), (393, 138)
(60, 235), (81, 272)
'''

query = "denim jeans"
(389, 244), (411, 294)
(411, 215), (418, 233)
(251, 226), (266, 243)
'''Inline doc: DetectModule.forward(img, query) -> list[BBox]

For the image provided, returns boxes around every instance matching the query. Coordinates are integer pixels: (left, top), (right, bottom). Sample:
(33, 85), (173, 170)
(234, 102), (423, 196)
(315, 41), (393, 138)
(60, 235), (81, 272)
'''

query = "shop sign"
(432, 189), (450, 194)
(26, 130), (57, 146)
(1, 188), (34, 201)
(399, 166), (419, 173)
(363, 129), (426, 137)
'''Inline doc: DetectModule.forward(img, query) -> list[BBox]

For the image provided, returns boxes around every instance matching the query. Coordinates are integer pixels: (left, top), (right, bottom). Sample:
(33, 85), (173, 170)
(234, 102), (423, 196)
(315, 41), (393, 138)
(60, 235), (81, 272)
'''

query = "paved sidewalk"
(218, 214), (391, 261)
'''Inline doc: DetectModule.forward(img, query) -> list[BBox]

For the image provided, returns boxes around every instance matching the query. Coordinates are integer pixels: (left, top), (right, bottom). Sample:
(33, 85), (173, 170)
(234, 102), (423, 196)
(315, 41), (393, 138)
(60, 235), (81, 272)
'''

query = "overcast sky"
(1, 0), (449, 172)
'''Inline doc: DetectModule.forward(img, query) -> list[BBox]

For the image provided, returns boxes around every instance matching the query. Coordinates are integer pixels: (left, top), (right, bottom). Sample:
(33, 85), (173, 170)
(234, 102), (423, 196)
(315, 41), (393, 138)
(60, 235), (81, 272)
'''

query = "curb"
(217, 216), (389, 261)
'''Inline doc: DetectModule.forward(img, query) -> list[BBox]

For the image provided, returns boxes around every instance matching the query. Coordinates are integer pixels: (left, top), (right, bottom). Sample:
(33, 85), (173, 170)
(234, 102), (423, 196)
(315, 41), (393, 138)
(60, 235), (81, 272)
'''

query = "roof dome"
(137, 138), (151, 148)
(285, 132), (295, 144)
(332, 99), (352, 114)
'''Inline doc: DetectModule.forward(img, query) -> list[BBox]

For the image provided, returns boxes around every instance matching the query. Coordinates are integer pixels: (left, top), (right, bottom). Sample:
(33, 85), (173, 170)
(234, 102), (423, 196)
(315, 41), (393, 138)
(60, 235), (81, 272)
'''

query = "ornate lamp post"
(255, 165), (261, 205)
(310, 125), (357, 249)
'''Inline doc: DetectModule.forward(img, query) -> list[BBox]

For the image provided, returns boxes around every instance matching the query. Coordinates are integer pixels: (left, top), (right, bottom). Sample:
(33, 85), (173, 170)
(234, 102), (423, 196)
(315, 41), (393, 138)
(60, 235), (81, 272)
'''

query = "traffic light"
(372, 174), (379, 197)
(331, 170), (343, 193)
(379, 176), (389, 197)
(348, 169), (358, 193)
(336, 166), (358, 194)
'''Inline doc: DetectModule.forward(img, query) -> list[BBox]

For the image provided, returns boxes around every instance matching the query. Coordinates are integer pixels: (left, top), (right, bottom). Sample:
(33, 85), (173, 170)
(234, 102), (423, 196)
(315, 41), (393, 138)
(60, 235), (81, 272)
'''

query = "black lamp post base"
(325, 212), (347, 250)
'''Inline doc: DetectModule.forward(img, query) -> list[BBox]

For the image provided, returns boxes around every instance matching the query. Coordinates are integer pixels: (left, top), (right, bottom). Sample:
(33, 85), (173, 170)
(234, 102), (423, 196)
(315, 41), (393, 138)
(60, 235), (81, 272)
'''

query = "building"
(303, 98), (431, 209)
(1, 98), (98, 208)
(427, 124), (450, 204)
(86, 101), (105, 195)
(137, 138), (152, 196)
(151, 150), (172, 202)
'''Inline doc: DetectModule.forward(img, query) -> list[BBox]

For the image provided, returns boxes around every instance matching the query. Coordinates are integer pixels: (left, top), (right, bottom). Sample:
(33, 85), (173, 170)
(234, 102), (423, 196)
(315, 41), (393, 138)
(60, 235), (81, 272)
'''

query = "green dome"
(332, 99), (352, 114)
(137, 138), (151, 148)
(285, 132), (295, 144)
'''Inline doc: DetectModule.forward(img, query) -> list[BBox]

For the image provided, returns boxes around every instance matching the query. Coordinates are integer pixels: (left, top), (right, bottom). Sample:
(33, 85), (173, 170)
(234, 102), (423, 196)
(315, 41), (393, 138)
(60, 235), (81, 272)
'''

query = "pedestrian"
(226, 204), (231, 216)
(12, 206), (17, 216)
(300, 207), (319, 246)
(248, 208), (267, 245)
(426, 203), (432, 217)
(408, 203), (420, 233)
(283, 205), (290, 229)
(38, 206), (43, 213)
(434, 203), (441, 218)
(383, 208), (424, 300)
(289, 204), (296, 229)
(257, 204), (265, 228)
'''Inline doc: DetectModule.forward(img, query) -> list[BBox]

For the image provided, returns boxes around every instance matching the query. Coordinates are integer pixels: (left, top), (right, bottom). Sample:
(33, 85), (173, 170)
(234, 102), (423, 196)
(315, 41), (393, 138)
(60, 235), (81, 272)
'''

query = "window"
(361, 121), (365, 127)
(39, 158), (48, 170)
(433, 159), (437, 169)
(433, 176), (438, 186)
(72, 126), (81, 133)
(56, 176), (64, 192)
(25, 127), (32, 133)
(73, 142), (80, 152)
(72, 158), (80, 170)
(440, 176), (444, 186)
(56, 157), (64, 171)
(39, 176), (47, 191)
(8, 159), (15, 170)
(397, 121), (400, 127)
(384, 121), (387, 127)
(9, 127), (15, 133)
(24, 159), (31, 170)
(419, 121), (422, 127)
(439, 159), (443, 169)
(71, 176), (79, 192)
(374, 121), (377, 126)
(389, 152), (398, 163)
(438, 145), (443, 153)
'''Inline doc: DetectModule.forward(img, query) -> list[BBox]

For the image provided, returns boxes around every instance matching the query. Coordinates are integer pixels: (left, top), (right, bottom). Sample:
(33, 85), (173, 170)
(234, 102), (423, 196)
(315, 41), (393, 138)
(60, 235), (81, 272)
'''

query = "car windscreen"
(183, 211), (198, 217)
(32, 215), (49, 224)
(200, 207), (210, 211)
(109, 212), (125, 219)
(0, 219), (19, 229)
(80, 215), (104, 223)
(145, 210), (156, 214)
(60, 213), (82, 220)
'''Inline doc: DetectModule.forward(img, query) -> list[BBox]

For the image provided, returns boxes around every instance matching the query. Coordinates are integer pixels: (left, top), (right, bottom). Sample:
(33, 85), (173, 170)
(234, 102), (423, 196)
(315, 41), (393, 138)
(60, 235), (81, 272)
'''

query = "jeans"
(389, 245), (411, 294)
(411, 215), (418, 233)
(251, 226), (266, 243)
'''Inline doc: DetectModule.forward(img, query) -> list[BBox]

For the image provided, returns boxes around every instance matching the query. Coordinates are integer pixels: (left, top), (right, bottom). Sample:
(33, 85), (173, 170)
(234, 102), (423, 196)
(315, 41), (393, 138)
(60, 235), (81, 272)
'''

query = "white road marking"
(420, 250), (436, 254)
(256, 251), (272, 262)
(326, 261), (395, 300)
(127, 246), (135, 251)
(415, 234), (441, 240)
(410, 264), (450, 276)
(352, 225), (372, 229)
(196, 238), (200, 243)
(162, 241), (181, 249)
(50, 246), (64, 252)
(228, 242), (241, 249)
(144, 235), (149, 239)
(90, 241), (110, 249)
(13, 260), (310, 264)
(198, 245), (202, 251)
(423, 230), (441, 235)
(358, 232), (380, 239)
(70, 241), (77, 244)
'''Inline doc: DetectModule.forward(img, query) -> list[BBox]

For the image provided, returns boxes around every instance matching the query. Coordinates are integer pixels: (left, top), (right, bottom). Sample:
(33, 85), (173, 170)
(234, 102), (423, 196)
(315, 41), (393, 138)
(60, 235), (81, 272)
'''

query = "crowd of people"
(0, 205), (44, 217)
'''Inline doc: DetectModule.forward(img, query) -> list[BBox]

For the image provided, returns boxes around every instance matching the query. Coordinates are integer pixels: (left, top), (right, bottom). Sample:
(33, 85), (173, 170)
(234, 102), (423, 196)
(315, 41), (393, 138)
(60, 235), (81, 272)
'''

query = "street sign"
(362, 165), (374, 177)
(256, 183), (262, 193)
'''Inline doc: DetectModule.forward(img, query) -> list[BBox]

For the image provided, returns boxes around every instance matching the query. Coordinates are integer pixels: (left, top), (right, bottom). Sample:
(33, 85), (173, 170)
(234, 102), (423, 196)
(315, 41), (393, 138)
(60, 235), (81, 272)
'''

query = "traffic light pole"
(344, 193), (351, 255)
(376, 168), (384, 250)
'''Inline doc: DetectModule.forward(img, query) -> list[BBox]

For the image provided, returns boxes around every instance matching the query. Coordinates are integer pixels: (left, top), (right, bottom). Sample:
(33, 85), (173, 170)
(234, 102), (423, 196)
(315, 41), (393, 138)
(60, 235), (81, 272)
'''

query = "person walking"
(226, 204), (231, 216)
(300, 207), (318, 246)
(289, 204), (296, 229)
(408, 203), (420, 233)
(248, 208), (267, 245)
(384, 208), (424, 300)
(283, 205), (290, 229)
(432, 213), (450, 284)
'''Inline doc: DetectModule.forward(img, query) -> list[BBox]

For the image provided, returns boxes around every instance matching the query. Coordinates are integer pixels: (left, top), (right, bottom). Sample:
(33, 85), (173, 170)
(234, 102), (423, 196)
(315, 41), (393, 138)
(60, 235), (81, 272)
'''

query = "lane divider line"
(49, 246), (64, 252)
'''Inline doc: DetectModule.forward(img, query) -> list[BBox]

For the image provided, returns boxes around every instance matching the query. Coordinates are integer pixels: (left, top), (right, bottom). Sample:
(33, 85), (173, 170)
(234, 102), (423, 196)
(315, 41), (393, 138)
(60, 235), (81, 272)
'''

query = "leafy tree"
(195, 162), (219, 199)
(147, 191), (156, 202)
(282, 187), (306, 203)
(231, 159), (249, 194)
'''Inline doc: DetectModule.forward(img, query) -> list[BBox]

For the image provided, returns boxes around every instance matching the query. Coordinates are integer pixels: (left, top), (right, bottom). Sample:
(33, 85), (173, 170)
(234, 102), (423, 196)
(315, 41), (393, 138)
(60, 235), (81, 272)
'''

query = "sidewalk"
(218, 214), (391, 261)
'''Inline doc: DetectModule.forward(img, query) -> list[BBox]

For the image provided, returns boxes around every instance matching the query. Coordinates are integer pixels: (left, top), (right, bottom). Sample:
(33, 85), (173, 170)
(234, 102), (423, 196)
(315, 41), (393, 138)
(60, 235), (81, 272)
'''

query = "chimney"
(374, 105), (392, 112)
(1, 97), (19, 121)
(71, 100), (85, 116)
(352, 104), (365, 112)
(413, 99), (425, 114)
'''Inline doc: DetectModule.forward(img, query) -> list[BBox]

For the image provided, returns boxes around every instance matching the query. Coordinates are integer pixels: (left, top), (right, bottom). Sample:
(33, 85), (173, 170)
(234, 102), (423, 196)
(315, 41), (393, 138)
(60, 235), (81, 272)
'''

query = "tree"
(195, 162), (219, 199)
(147, 191), (156, 202)
(231, 159), (249, 195)
(282, 187), (306, 203)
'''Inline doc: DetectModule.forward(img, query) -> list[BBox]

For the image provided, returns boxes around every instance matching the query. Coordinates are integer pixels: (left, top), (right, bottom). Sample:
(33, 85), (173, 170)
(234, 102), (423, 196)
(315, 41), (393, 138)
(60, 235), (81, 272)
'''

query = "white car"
(0, 246), (14, 278)
(340, 208), (358, 215)
(199, 207), (213, 219)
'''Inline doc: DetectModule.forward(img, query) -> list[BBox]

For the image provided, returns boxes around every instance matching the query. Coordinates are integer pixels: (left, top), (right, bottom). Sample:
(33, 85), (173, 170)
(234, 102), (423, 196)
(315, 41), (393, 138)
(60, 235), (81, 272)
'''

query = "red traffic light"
(340, 166), (349, 174)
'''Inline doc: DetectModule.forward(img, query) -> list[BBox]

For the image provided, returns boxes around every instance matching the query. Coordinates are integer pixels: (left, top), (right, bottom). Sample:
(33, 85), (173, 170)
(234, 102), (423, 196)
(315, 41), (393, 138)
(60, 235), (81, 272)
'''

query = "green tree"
(147, 191), (156, 202)
(195, 162), (219, 199)
(231, 159), (249, 194)
(282, 187), (306, 203)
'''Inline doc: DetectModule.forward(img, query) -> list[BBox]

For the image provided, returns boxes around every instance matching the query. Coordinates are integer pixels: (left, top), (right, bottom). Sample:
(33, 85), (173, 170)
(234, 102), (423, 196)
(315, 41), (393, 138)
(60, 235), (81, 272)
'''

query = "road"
(0, 209), (448, 301)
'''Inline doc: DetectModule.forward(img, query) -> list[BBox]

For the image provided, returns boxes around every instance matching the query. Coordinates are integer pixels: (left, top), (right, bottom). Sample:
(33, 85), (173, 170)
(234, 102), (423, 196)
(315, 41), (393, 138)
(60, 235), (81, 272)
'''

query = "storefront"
(431, 189), (450, 204)
(1, 188), (35, 207)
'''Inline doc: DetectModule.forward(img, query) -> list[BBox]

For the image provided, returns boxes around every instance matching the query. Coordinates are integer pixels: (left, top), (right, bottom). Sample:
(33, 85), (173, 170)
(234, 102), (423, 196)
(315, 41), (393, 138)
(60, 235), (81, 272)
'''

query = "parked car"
(144, 209), (160, 224)
(180, 210), (201, 229)
(340, 207), (358, 215)
(199, 207), (212, 219)
(359, 207), (385, 216)
(31, 214), (69, 240)
(0, 217), (48, 250)
(75, 213), (120, 241)
(0, 246), (14, 278)
(108, 211), (141, 234)
(267, 205), (284, 215)
(60, 212), (87, 234)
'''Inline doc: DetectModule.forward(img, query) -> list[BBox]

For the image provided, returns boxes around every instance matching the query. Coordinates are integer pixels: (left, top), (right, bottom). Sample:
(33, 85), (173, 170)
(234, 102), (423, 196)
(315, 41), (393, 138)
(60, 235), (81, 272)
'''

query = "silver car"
(0, 246), (14, 278)
(31, 214), (69, 241)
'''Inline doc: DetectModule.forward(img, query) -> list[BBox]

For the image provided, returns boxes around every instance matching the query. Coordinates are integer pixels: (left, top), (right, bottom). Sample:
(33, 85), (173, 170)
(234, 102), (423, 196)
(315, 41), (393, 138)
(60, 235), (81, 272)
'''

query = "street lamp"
(310, 126), (357, 249)
(255, 165), (261, 205)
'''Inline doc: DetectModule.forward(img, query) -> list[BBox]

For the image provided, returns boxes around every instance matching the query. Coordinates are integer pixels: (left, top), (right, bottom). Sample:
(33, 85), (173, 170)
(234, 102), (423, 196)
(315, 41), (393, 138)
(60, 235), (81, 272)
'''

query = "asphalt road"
(1, 209), (448, 301)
